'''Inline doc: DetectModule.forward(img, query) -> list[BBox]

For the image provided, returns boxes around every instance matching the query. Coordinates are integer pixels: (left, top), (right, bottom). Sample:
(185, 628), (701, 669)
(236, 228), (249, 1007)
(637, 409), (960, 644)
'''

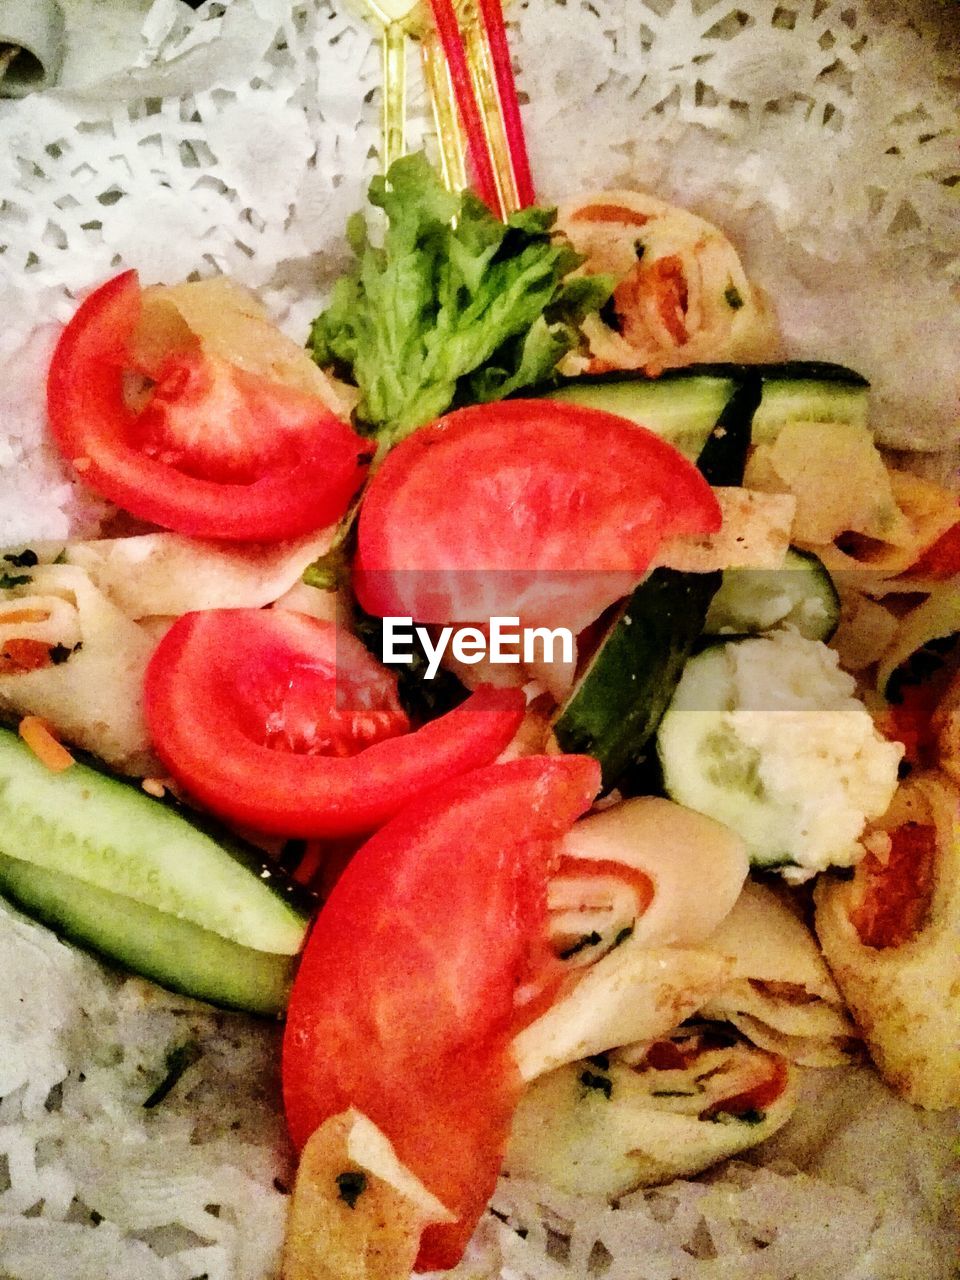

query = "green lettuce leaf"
(308, 153), (611, 447)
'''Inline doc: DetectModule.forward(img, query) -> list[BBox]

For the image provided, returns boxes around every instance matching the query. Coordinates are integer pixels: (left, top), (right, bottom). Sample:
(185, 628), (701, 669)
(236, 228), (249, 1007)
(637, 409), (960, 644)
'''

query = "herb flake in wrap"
(308, 153), (612, 447)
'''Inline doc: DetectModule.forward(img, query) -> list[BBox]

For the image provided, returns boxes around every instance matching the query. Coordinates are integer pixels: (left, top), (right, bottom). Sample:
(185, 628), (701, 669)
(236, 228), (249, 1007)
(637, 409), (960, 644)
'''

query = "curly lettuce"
(308, 153), (611, 448)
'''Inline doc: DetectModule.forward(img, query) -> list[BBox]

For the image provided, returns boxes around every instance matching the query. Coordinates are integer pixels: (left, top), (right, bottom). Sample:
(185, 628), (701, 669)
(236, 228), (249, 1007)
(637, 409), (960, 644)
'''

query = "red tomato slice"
(144, 608), (525, 837)
(47, 271), (370, 540)
(354, 399), (721, 630)
(282, 754), (601, 1271)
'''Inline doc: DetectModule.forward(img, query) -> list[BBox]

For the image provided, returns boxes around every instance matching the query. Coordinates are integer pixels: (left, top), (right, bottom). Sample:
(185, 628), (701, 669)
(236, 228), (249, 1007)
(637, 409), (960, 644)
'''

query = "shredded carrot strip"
(0, 609), (50, 625)
(570, 204), (650, 226)
(292, 840), (325, 887)
(647, 254), (689, 344)
(18, 716), (75, 772)
(0, 639), (57, 675)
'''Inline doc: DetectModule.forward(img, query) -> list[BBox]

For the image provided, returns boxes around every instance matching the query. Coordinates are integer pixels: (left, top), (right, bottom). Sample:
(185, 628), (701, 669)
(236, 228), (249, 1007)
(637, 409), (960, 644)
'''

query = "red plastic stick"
(476, 0), (535, 208)
(427, 0), (504, 217)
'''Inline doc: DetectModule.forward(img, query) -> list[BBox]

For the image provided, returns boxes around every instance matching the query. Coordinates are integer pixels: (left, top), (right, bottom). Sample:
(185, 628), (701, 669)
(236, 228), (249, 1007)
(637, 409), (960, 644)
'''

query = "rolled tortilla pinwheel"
(0, 0), (63, 97)
(505, 1026), (796, 1197)
(63, 527), (337, 621)
(0, 564), (158, 775)
(815, 771), (960, 1109)
(698, 881), (857, 1067)
(555, 189), (781, 375)
(552, 796), (749, 952)
(512, 797), (748, 1081)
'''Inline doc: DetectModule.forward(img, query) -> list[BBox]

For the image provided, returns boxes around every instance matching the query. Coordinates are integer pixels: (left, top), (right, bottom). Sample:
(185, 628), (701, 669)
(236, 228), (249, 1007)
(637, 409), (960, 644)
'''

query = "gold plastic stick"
(381, 20), (407, 171)
(460, 0), (519, 214)
(350, 0), (417, 173)
(420, 28), (468, 193)
(352, 0), (528, 211)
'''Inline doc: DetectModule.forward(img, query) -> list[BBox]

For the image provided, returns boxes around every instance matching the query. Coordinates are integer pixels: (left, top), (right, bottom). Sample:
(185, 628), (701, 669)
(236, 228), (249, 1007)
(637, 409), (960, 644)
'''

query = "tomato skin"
(355, 399), (721, 629)
(47, 271), (370, 541)
(144, 608), (526, 838)
(910, 516), (960, 579)
(282, 754), (600, 1271)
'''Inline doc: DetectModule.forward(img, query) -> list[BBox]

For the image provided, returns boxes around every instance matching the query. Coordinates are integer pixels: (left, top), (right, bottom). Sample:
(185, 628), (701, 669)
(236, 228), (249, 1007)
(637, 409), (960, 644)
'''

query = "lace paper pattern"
(0, 0), (957, 539)
(0, 900), (291, 1280)
(0, 4), (958, 1275)
(440, 1158), (950, 1279)
(517, 0), (958, 254)
(2, 0), (955, 323)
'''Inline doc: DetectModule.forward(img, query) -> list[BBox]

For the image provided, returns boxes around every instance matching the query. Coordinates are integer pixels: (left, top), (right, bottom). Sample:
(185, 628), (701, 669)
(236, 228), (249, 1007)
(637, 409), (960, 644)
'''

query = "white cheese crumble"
(724, 631), (901, 879)
(662, 629), (903, 882)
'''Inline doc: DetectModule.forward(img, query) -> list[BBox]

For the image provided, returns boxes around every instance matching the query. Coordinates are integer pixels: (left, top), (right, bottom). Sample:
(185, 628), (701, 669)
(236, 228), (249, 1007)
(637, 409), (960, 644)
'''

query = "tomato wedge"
(47, 271), (370, 540)
(144, 609), (525, 837)
(355, 399), (721, 630)
(282, 754), (600, 1271)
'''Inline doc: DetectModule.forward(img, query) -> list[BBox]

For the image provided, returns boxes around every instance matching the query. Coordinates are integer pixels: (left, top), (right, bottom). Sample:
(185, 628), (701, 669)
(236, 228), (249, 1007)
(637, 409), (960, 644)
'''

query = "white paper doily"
(0, 5), (957, 1277)
(0, 0), (957, 541)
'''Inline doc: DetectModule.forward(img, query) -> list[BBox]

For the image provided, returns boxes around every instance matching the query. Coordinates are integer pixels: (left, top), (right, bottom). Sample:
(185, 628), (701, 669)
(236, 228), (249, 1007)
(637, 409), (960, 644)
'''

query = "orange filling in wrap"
(569, 204), (651, 226)
(613, 253), (690, 348)
(0, 638), (60, 675)
(637, 1032), (789, 1120)
(849, 821), (937, 949)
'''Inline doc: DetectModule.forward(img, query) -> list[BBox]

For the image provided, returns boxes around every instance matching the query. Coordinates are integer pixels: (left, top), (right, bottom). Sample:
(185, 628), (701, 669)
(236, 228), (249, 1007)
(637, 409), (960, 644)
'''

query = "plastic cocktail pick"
(350, 0), (533, 219)
(348, 0), (420, 173)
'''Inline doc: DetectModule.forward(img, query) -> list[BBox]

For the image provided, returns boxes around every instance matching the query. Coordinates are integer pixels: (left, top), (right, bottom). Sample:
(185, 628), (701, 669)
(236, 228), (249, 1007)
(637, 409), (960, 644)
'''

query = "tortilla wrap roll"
(0, 563), (157, 774)
(505, 1026), (796, 1196)
(514, 797), (749, 1081)
(815, 771), (960, 1109)
(700, 881), (858, 1067)
(555, 189), (781, 375)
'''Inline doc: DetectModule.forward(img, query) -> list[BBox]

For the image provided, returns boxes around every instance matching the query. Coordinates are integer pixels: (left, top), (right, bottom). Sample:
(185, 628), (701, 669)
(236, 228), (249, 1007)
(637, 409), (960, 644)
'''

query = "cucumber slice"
(693, 374), (759, 487)
(553, 567), (721, 792)
(0, 853), (296, 1015)
(0, 728), (313, 1011)
(751, 365), (869, 443)
(545, 374), (735, 459)
(705, 547), (840, 642)
(552, 379), (757, 793)
(540, 362), (869, 459)
(655, 644), (796, 871)
(658, 631), (905, 881)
